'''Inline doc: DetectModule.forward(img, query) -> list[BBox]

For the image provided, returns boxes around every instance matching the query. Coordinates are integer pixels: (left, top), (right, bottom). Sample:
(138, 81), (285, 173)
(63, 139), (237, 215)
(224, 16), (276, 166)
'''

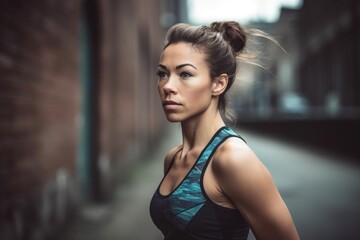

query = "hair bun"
(210, 21), (247, 53)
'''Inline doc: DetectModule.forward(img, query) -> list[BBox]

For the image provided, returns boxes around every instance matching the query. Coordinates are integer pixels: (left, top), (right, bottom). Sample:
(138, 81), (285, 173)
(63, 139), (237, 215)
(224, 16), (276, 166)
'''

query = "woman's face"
(157, 42), (214, 122)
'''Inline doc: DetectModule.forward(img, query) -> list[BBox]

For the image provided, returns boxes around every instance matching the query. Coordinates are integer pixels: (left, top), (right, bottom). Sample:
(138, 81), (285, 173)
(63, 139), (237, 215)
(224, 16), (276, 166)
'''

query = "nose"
(162, 77), (178, 95)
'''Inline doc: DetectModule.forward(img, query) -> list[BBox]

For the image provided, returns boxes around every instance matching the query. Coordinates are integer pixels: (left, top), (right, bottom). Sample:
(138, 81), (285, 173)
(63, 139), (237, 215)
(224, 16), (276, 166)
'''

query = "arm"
(213, 138), (300, 240)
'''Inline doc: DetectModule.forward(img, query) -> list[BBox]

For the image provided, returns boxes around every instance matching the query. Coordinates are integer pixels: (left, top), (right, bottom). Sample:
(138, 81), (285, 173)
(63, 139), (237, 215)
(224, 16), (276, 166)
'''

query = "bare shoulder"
(213, 137), (300, 239)
(213, 137), (265, 173)
(163, 145), (182, 174)
(212, 137), (272, 191)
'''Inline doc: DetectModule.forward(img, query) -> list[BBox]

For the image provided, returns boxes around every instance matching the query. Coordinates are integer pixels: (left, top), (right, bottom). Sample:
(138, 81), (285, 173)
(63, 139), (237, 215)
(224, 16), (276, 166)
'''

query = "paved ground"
(55, 126), (360, 240)
(242, 128), (360, 240)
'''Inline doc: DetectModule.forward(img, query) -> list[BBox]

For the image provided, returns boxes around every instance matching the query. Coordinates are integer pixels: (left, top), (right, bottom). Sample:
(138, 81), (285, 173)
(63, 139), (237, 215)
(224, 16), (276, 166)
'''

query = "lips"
(162, 100), (181, 110)
(163, 100), (180, 106)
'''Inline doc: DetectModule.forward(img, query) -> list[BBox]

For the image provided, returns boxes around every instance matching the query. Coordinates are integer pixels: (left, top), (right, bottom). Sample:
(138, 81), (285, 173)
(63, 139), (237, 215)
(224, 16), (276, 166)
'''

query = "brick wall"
(0, 0), (166, 239)
(95, 0), (165, 198)
(0, 0), (81, 239)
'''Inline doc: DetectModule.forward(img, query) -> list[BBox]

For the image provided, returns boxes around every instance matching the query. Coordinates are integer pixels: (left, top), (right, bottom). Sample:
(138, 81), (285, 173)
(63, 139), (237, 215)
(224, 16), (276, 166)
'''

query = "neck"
(180, 108), (225, 153)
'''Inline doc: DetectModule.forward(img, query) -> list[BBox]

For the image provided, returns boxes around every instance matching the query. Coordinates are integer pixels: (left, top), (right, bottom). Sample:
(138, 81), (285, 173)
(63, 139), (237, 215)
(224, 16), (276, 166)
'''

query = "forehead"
(160, 42), (207, 68)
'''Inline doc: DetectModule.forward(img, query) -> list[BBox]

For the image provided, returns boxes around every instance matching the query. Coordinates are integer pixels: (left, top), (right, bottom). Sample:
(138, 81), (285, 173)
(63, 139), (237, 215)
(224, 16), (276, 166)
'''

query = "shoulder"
(163, 145), (182, 174)
(213, 136), (261, 173)
(212, 138), (300, 239)
(212, 136), (273, 195)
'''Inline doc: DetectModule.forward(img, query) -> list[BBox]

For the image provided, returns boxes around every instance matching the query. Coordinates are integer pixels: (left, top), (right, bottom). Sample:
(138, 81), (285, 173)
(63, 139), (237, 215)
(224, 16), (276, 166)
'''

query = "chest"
(159, 151), (200, 196)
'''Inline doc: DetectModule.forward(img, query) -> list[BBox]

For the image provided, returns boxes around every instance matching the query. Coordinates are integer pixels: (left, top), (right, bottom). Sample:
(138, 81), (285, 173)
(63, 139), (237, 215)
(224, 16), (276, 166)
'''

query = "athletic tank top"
(150, 126), (250, 240)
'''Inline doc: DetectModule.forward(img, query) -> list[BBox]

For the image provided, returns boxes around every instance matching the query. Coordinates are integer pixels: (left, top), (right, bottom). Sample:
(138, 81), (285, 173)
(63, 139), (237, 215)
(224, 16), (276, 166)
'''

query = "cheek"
(185, 83), (212, 104)
(157, 81), (164, 96)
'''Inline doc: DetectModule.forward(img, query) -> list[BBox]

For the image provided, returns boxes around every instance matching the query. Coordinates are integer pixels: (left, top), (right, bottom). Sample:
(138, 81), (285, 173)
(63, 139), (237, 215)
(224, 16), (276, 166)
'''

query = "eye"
(156, 70), (168, 79)
(179, 72), (192, 78)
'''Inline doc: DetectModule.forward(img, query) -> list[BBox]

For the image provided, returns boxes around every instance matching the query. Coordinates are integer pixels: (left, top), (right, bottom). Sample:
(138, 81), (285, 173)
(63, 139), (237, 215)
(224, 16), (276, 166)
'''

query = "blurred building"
(235, 0), (360, 119)
(0, 0), (187, 239)
(297, 0), (360, 118)
(234, 1), (360, 160)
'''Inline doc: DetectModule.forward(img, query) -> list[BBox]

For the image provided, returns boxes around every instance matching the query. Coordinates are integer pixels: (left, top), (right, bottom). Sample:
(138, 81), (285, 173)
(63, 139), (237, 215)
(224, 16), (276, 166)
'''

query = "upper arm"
(213, 138), (299, 240)
(163, 145), (182, 175)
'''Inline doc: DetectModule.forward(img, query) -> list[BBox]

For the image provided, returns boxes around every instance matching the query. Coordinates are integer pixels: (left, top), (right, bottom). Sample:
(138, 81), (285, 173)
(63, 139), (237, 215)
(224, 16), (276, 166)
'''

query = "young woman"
(150, 21), (300, 240)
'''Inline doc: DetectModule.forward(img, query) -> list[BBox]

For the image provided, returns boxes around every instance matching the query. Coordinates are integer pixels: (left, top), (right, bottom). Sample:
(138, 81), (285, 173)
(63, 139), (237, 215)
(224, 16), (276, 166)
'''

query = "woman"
(150, 21), (299, 240)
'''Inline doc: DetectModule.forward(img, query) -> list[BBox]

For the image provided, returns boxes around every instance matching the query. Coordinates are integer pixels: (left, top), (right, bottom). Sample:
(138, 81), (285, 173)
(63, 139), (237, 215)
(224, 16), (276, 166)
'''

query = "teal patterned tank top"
(150, 126), (250, 240)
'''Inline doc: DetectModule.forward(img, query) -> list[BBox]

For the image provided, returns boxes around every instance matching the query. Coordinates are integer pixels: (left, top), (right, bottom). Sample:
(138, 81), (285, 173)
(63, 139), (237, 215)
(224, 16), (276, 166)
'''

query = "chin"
(164, 111), (202, 123)
(165, 115), (182, 122)
(164, 112), (186, 122)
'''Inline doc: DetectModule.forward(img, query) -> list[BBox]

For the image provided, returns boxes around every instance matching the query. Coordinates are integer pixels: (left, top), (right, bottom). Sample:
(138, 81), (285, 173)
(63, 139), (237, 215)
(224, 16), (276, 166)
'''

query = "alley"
(56, 126), (360, 240)
(2, 1), (360, 240)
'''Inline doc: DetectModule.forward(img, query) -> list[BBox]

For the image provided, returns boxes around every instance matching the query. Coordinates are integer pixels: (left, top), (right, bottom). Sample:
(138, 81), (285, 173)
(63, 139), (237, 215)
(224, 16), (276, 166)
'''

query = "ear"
(212, 74), (229, 96)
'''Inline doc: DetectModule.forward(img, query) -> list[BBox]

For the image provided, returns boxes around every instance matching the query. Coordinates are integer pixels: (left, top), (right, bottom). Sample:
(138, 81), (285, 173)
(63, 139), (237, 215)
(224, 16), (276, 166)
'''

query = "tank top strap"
(195, 126), (244, 172)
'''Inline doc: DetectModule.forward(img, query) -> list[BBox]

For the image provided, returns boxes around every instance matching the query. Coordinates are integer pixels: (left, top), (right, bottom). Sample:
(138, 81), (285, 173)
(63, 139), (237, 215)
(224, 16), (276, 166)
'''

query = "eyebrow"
(158, 63), (198, 70)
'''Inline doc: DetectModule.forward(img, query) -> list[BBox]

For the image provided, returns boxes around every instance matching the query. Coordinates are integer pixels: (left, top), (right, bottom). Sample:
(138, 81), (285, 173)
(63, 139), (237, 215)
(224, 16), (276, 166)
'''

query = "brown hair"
(163, 21), (252, 121)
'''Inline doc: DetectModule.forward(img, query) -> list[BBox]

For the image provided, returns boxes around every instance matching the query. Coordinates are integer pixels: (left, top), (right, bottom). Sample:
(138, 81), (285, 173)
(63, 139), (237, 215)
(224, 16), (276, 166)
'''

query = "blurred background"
(0, 0), (359, 239)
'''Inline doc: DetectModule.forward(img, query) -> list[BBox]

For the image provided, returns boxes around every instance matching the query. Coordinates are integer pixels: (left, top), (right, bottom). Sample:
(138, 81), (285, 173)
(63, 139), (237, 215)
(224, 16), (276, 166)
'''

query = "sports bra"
(149, 126), (250, 240)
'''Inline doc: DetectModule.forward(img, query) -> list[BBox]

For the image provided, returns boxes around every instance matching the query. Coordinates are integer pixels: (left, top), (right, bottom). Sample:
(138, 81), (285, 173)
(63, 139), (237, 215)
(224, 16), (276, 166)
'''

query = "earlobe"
(212, 74), (229, 96)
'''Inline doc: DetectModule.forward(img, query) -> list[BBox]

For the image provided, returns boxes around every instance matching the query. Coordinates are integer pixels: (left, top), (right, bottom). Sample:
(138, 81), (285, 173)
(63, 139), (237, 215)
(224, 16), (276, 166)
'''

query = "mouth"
(162, 100), (181, 110)
(163, 100), (180, 106)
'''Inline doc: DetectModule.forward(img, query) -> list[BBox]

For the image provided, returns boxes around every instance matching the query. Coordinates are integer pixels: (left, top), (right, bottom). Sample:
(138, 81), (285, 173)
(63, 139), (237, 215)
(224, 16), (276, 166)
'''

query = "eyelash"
(179, 72), (192, 78)
(156, 70), (193, 79)
(156, 71), (168, 79)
